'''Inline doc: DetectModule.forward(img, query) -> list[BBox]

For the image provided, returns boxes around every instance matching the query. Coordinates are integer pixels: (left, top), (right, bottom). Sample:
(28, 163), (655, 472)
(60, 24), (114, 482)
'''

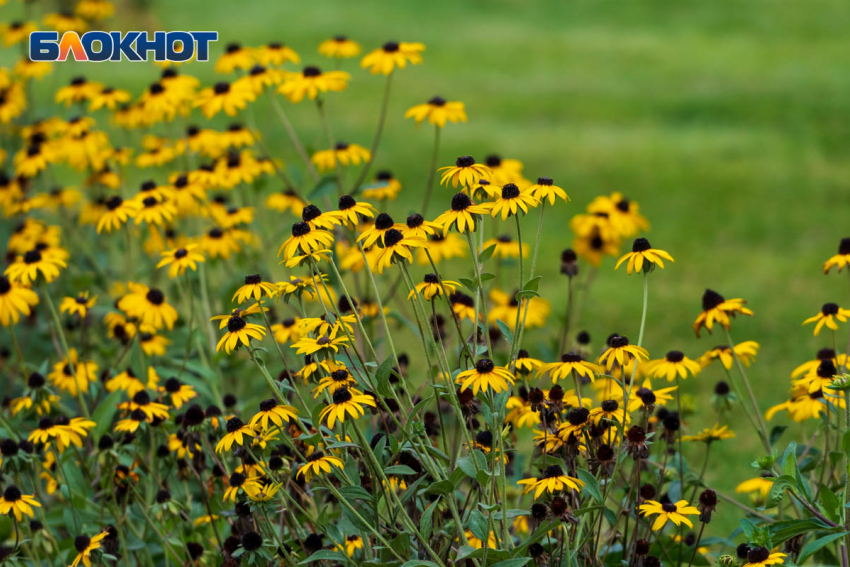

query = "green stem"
(420, 125), (441, 215)
(350, 73), (393, 192)
(723, 326), (770, 452)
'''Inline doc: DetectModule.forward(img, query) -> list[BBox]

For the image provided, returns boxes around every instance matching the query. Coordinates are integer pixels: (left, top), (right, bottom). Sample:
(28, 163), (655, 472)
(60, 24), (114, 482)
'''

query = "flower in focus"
(517, 465), (584, 499)
(361, 41), (425, 74)
(5, 248), (67, 285)
(599, 335), (649, 371)
(0, 485), (41, 520)
(373, 228), (425, 274)
(215, 417), (256, 453)
(537, 353), (603, 384)
(433, 193), (493, 235)
(407, 273), (460, 301)
(216, 314), (267, 354)
(639, 500), (700, 531)
(249, 398), (299, 430)
(529, 177), (569, 206)
(693, 289), (753, 337)
(297, 451), (344, 481)
(490, 183), (539, 220)
(319, 387), (376, 428)
(195, 80), (255, 118)
(439, 156), (491, 189)
(405, 96), (466, 127)
(615, 238), (674, 275)
(233, 274), (278, 304)
(742, 547), (786, 567)
(456, 359), (515, 395)
(823, 238), (850, 274)
(643, 351), (701, 381)
(69, 530), (109, 567)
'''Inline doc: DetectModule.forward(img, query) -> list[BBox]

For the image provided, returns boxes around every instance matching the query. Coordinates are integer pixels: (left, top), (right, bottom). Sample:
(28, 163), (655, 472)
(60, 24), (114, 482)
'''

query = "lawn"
(7, 0), (850, 537)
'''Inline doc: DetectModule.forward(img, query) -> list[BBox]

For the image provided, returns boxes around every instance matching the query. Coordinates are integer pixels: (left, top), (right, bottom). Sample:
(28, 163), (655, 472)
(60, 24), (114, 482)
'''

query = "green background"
(7, 0), (850, 541)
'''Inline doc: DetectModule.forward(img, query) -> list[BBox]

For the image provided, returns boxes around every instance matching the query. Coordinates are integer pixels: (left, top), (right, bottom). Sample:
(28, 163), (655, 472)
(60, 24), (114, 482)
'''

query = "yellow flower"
(89, 86), (131, 111)
(0, 485), (41, 521)
(59, 292), (96, 318)
(682, 424), (735, 443)
(802, 302), (850, 336)
(195, 80), (256, 118)
(699, 341), (760, 371)
(361, 41), (425, 75)
(517, 465), (584, 499)
(55, 76), (102, 106)
(297, 452), (344, 482)
(156, 244), (205, 278)
(615, 238), (674, 274)
(0, 275), (39, 326)
(638, 500), (700, 531)
(438, 156), (491, 189)
(490, 183), (539, 220)
(69, 530), (110, 567)
(279, 222), (335, 261)
(407, 273), (460, 301)
(336, 535), (364, 558)
(160, 378), (196, 408)
(529, 177), (569, 206)
(222, 472), (261, 502)
(823, 238), (850, 274)
(118, 282), (178, 331)
(246, 481), (281, 502)
(598, 335), (649, 371)
(319, 387), (376, 428)
(587, 192), (649, 238)
(643, 351), (701, 381)
(332, 195), (377, 226)
(291, 331), (350, 356)
(0, 21), (37, 46)
(433, 193), (493, 235)
(97, 196), (141, 234)
(482, 235), (528, 259)
(215, 43), (255, 74)
(736, 475), (773, 500)
(311, 143), (371, 173)
(693, 289), (753, 337)
(405, 97), (466, 127)
(48, 348), (97, 396)
(374, 229), (426, 274)
(233, 274), (278, 304)
(216, 314), (267, 354)
(319, 36), (361, 59)
(215, 418), (256, 453)
(742, 547), (786, 567)
(537, 353), (603, 384)
(256, 42), (300, 66)
(456, 359), (515, 395)
(248, 399), (299, 431)
(277, 66), (350, 103)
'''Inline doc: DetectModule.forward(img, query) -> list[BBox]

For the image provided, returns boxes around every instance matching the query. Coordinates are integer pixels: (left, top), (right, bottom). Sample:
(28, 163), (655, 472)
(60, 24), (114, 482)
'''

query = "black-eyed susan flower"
(256, 42), (300, 66)
(599, 335), (649, 371)
(615, 238), (674, 274)
(118, 283), (178, 330)
(13, 144), (51, 178)
(248, 398), (299, 430)
(333, 194), (376, 226)
(89, 86), (131, 111)
(537, 353), (603, 384)
(643, 351), (701, 381)
(195, 80), (255, 118)
(802, 302), (850, 336)
(515, 350), (544, 376)
(119, 390), (170, 421)
(1, 21), (37, 46)
(456, 359), (515, 395)
(216, 314), (266, 354)
(405, 96), (466, 127)
(233, 274), (278, 304)
(0, 485), (40, 521)
(291, 331), (350, 357)
(490, 183), (539, 220)
(301, 203), (342, 230)
(0, 275), (39, 326)
(587, 192), (649, 238)
(336, 535), (364, 558)
(361, 41), (425, 75)
(419, 233), (467, 265)
(278, 222), (335, 261)
(96, 196), (140, 234)
(59, 291), (96, 318)
(793, 359), (838, 394)
(623, 379), (677, 412)
(401, 213), (441, 240)
(267, 188), (305, 215)
(319, 36), (361, 59)
(278, 66), (350, 103)
(134, 197), (177, 227)
(199, 227), (242, 260)
(319, 387), (376, 428)
(699, 341), (760, 371)
(75, 0), (115, 20)
(312, 368), (357, 397)
(693, 289), (753, 337)
(823, 238), (850, 274)
(407, 273), (460, 301)
(439, 156), (491, 189)
(271, 317), (301, 344)
(483, 234), (528, 259)
(488, 288), (550, 329)
(433, 193), (493, 235)
(312, 142), (371, 173)
(29, 417), (75, 447)
(356, 213), (405, 247)
(517, 465), (584, 499)
(363, 170), (402, 201)
(69, 530), (109, 567)
(682, 424), (735, 443)
(114, 409), (148, 433)
(216, 417), (256, 453)
(0, 82), (26, 124)
(246, 481), (281, 503)
(222, 472), (261, 502)
(55, 76), (101, 106)
(639, 500), (700, 531)
(215, 43), (255, 74)
(47, 348), (98, 396)
(156, 245), (205, 278)
(374, 229), (425, 274)
(139, 332), (170, 356)
(742, 547), (786, 567)
(297, 451), (345, 481)
(160, 377), (196, 408)
(529, 177), (569, 206)
(450, 292), (477, 322)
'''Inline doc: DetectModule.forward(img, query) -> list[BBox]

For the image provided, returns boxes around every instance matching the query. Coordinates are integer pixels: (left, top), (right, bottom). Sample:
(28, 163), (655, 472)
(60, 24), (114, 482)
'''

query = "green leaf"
(818, 484), (841, 523)
(307, 176), (338, 201)
(766, 474), (797, 507)
(489, 560), (531, 567)
(798, 531), (850, 564)
(770, 426), (788, 445)
(496, 319), (513, 344)
(92, 390), (122, 438)
(457, 450), (488, 482)
(375, 356), (395, 397)
(420, 499), (439, 541)
(399, 562), (441, 567)
(467, 510), (488, 542)
(479, 272), (495, 283)
(421, 479), (454, 496)
(299, 550), (347, 564)
(769, 517), (833, 545)
(337, 486), (372, 501)
(576, 469), (602, 503)
(459, 277), (477, 291)
(522, 275), (543, 291)
(478, 244), (497, 263)
(383, 465), (417, 476)
(515, 289), (540, 301)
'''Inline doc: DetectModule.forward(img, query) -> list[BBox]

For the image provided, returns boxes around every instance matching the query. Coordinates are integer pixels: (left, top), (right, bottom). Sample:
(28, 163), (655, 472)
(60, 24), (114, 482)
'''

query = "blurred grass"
(6, 0), (850, 538)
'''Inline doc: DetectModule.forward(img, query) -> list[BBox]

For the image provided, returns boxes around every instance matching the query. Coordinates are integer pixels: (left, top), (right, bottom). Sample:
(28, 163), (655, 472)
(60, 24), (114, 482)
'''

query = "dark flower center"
(130, 409), (147, 421)
(714, 381), (730, 395)
(406, 213), (424, 228)
(475, 430), (493, 447)
(289, 220), (312, 237)
(331, 369), (349, 382)
(259, 398), (276, 412)
(74, 535), (92, 552)
(332, 387), (353, 404)
(501, 183), (520, 199)
(164, 378), (181, 393)
(226, 43), (241, 53)
(338, 195), (356, 210)
(560, 353), (582, 363)
(616, 199), (630, 212)
(374, 213), (395, 229)
(567, 407), (589, 426)
(39, 418), (54, 430)
(536, 177), (553, 186)
(822, 302), (840, 316)
(609, 336), (629, 348)
(597, 444), (615, 461)
(818, 348), (837, 360)
(303, 66), (321, 77)
(701, 289), (725, 310)
(208, 227), (223, 238)
(661, 502), (677, 513)
(227, 316), (247, 333)
(839, 238), (850, 255)
(226, 417), (244, 433)
(451, 192), (472, 211)
(23, 249), (42, 264)
(213, 82), (230, 94)
(485, 155), (501, 167)
(424, 273), (439, 284)
(428, 96), (446, 106)
(455, 156), (475, 168)
(133, 391), (151, 405)
(666, 351), (684, 362)
(451, 292), (474, 307)
(383, 41), (399, 52)
(542, 464), (564, 479)
(817, 359), (837, 378)
(229, 472), (245, 486)
(3, 485), (21, 501)
(384, 229), (404, 247)
(637, 388), (656, 405)
(517, 349), (529, 359)
(632, 238), (651, 252)
(244, 274), (262, 285)
(627, 425), (646, 443)
(747, 547), (770, 564)
(142, 196), (157, 208)
(601, 400), (618, 412)
(146, 289), (165, 305)
(249, 65), (266, 76)
(0, 277), (11, 294)
(475, 359), (495, 373)
(174, 248), (188, 259)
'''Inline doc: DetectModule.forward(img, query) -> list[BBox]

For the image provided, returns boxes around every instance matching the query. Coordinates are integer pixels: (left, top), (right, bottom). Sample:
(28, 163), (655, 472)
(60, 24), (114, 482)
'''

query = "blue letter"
(81, 31), (112, 62)
(165, 31), (194, 62)
(29, 31), (59, 61)
(136, 31), (166, 61)
(190, 32), (218, 62)
(110, 31), (141, 61)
